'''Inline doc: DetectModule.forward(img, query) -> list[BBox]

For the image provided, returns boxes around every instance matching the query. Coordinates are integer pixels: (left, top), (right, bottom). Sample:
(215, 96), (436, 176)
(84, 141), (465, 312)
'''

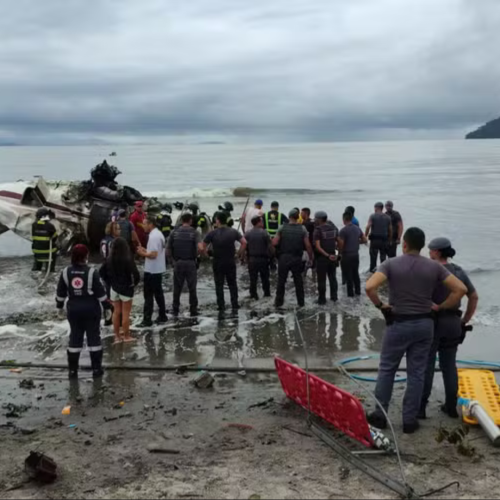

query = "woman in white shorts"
(100, 237), (140, 343)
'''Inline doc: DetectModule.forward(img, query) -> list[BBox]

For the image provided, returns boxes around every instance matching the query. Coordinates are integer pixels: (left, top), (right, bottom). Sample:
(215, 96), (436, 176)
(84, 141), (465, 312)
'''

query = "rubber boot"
(90, 350), (104, 379)
(67, 351), (80, 379)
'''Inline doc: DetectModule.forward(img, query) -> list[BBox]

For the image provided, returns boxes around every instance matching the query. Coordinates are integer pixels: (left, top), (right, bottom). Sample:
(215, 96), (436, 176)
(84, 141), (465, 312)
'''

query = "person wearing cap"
(32, 207), (59, 272)
(244, 215), (273, 299)
(385, 201), (403, 258)
(130, 201), (148, 247)
(365, 202), (392, 272)
(241, 199), (264, 233)
(56, 244), (111, 379)
(365, 227), (467, 433)
(273, 208), (313, 308)
(313, 211), (340, 304)
(420, 237), (479, 419)
(338, 211), (367, 297)
(264, 201), (289, 238)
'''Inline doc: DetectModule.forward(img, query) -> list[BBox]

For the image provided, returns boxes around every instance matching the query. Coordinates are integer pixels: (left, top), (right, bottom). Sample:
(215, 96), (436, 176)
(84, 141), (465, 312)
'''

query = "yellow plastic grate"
(458, 369), (500, 425)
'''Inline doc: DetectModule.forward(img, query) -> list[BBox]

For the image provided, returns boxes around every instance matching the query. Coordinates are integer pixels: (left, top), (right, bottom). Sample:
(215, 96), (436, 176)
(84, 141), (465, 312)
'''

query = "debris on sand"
(25, 451), (58, 483)
(147, 443), (181, 454)
(192, 371), (215, 389)
(2, 402), (30, 418)
(248, 398), (274, 410)
(19, 379), (35, 390)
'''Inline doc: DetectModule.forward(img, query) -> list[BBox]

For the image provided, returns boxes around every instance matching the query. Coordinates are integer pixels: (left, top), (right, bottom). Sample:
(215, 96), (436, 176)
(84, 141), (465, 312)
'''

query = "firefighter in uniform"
(213, 201), (235, 228)
(156, 203), (173, 240)
(56, 244), (111, 379)
(32, 208), (59, 272)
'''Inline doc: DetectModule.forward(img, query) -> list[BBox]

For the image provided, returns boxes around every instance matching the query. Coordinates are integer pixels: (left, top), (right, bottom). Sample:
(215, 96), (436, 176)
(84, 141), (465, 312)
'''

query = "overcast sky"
(1, 0), (499, 144)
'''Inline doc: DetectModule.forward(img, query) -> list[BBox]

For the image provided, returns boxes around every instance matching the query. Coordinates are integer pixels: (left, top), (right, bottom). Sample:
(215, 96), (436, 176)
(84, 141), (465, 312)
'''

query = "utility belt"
(435, 309), (462, 318)
(369, 234), (388, 242)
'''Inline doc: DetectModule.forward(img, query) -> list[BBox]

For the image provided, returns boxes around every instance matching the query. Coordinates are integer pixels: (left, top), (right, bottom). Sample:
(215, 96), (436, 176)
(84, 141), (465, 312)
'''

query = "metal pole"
(237, 196), (250, 232)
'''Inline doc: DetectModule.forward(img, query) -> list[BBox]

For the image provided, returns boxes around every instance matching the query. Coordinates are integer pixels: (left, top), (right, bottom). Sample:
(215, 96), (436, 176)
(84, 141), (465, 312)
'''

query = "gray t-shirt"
(378, 254), (450, 315)
(339, 223), (363, 255)
(245, 228), (271, 258)
(433, 263), (475, 310)
(369, 212), (391, 239)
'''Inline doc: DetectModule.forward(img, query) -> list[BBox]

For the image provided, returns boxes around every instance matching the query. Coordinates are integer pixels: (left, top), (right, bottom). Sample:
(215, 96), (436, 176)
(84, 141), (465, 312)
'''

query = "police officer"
(420, 237), (479, 419)
(56, 244), (111, 379)
(157, 203), (173, 240)
(385, 201), (404, 258)
(244, 215), (273, 299)
(202, 212), (247, 314)
(166, 212), (202, 317)
(213, 201), (234, 228)
(273, 209), (313, 308)
(313, 211), (340, 304)
(264, 201), (289, 237)
(365, 202), (392, 272)
(365, 228), (467, 433)
(32, 208), (59, 272)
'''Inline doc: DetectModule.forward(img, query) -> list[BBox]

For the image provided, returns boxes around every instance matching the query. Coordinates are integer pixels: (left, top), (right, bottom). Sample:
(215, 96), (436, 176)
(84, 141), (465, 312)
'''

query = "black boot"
(90, 350), (104, 379)
(67, 351), (80, 379)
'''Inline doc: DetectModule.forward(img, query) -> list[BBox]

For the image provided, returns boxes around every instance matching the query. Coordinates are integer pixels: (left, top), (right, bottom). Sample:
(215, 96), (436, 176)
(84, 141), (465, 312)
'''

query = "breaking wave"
(144, 187), (365, 200)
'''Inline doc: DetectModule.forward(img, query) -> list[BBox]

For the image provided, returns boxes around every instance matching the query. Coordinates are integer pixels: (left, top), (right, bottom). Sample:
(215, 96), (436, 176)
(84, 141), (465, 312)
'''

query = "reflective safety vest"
(264, 211), (283, 236)
(157, 214), (172, 239)
(32, 220), (58, 262)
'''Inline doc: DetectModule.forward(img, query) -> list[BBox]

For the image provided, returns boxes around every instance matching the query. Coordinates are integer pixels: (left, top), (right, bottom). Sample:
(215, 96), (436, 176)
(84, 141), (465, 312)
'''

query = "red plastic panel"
(275, 357), (374, 448)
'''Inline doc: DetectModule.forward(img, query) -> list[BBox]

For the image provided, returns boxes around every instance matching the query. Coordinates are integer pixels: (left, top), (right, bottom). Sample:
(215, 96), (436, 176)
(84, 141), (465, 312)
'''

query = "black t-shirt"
(204, 227), (242, 260)
(386, 210), (402, 239)
(303, 220), (315, 244)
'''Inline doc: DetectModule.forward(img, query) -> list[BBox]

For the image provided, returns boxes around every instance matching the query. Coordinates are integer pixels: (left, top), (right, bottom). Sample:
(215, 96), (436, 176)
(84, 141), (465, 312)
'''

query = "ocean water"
(0, 140), (499, 365)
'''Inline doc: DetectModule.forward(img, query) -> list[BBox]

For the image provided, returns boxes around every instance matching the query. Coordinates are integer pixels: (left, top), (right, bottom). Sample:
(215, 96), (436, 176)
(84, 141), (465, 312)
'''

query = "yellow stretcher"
(458, 369), (500, 425)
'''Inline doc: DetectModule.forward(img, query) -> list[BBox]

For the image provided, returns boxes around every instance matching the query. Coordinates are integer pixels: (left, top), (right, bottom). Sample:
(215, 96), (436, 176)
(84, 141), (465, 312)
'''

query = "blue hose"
(336, 355), (500, 383)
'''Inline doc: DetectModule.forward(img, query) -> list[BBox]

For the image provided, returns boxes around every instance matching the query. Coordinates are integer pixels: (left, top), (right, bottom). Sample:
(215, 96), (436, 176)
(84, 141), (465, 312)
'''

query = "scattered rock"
(84, 440), (92, 446)
(103, 416), (119, 422)
(248, 398), (274, 410)
(19, 379), (35, 390)
(192, 371), (215, 389)
(147, 443), (181, 454)
(18, 427), (37, 436)
(238, 370), (247, 377)
(339, 467), (350, 481)
(2, 402), (30, 418)
(25, 451), (58, 483)
(183, 433), (194, 440)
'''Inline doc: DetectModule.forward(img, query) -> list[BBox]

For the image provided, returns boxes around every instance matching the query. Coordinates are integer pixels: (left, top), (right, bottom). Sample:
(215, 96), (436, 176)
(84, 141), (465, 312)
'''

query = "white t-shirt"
(245, 207), (264, 232)
(145, 228), (166, 274)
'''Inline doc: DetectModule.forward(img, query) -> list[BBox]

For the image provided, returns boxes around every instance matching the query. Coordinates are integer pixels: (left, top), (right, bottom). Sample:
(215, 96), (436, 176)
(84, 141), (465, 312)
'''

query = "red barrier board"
(275, 357), (374, 448)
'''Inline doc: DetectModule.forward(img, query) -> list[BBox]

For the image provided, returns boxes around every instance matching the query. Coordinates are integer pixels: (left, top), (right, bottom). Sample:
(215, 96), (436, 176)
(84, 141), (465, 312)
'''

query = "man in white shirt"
(137, 216), (167, 327)
(241, 199), (264, 232)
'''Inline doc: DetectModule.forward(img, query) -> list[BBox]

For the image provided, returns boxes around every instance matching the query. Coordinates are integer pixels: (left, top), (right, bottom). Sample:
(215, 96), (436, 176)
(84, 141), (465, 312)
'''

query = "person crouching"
(56, 244), (111, 379)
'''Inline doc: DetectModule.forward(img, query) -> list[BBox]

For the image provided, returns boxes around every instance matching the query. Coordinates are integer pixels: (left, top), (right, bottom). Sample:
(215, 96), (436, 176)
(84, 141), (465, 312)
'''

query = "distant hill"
(466, 117), (500, 139)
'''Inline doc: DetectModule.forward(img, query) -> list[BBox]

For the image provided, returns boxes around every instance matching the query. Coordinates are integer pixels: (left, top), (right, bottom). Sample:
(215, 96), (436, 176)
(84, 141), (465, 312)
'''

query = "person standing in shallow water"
(419, 237), (479, 419)
(385, 201), (403, 258)
(365, 227), (467, 434)
(365, 202), (392, 272)
(99, 237), (140, 344)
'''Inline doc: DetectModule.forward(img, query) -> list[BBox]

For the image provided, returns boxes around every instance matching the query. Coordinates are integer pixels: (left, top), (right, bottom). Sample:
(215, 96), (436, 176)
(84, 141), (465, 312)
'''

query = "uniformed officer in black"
(166, 212), (202, 317)
(156, 203), (173, 240)
(213, 201), (234, 228)
(273, 209), (313, 308)
(202, 211), (247, 314)
(32, 207), (59, 272)
(313, 211), (340, 304)
(244, 215), (273, 299)
(56, 244), (111, 379)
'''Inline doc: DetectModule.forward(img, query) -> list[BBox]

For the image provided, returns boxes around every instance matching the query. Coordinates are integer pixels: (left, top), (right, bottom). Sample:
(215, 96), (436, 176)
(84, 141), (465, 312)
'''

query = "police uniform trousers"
(369, 238), (388, 272)
(144, 272), (167, 322)
(372, 317), (433, 426)
(341, 253), (361, 297)
(316, 255), (338, 303)
(67, 301), (103, 369)
(213, 259), (238, 310)
(275, 254), (304, 307)
(421, 313), (462, 414)
(173, 259), (198, 314)
(386, 241), (399, 259)
(248, 256), (271, 299)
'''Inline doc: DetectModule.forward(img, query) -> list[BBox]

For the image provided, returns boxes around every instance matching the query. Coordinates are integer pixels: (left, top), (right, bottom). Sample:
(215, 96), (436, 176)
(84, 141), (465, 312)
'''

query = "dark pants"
(421, 315), (461, 412)
(213, 260), (238, 310)
(387, 242), (398, 259)
(275, 254), (304, 307)
(67, 305), (102, 352)
(32, 254), (57, 272)
(341, 253), (361, 297)
(173, 260), (198, 314)
(144, 272), (167, 322)
(248, 257), (271, 298)
(369, 239), (388, 272)
(373, 318), (433, 425)
(316, 256), (338, 303)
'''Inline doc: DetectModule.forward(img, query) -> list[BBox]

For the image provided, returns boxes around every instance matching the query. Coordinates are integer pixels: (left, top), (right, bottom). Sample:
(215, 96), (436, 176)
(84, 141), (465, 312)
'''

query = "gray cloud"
(0, 0), (499, 144)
